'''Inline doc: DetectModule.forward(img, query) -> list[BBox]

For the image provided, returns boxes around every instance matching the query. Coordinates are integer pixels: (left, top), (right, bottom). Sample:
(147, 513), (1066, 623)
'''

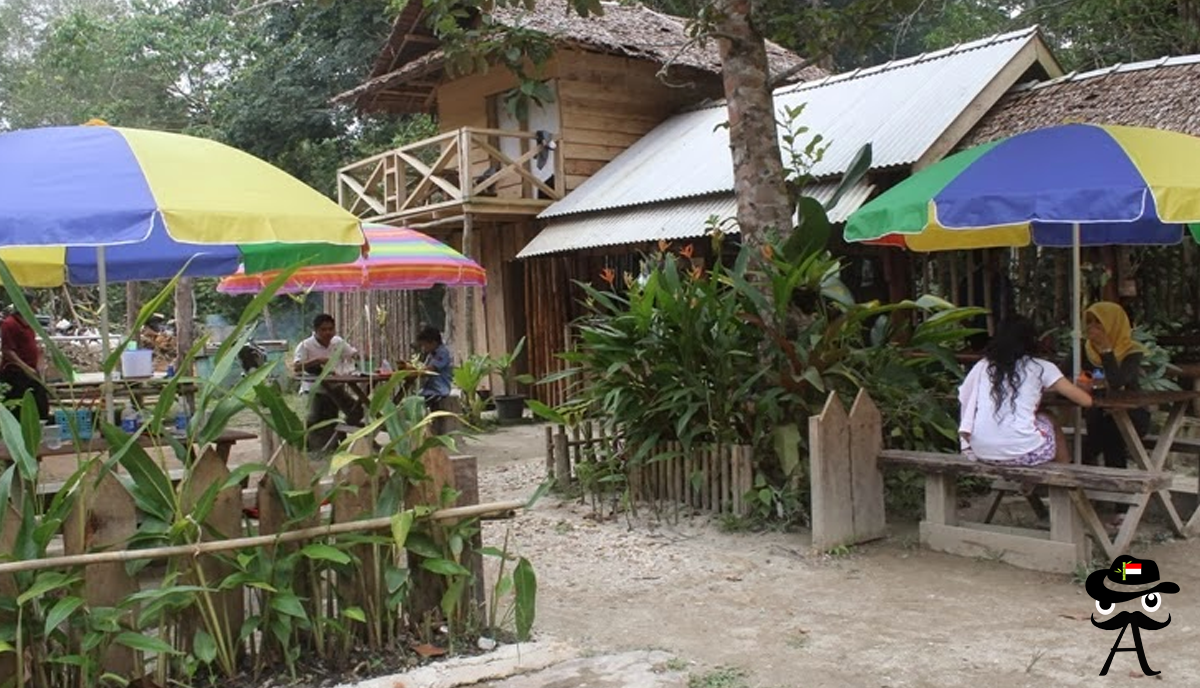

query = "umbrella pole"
(97, 247), (115, 424)
(1072, 223), (1083, 464)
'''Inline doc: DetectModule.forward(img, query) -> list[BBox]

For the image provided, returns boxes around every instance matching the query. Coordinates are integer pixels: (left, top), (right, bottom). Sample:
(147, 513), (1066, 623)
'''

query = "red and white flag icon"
(1126, 563), (1142, 575)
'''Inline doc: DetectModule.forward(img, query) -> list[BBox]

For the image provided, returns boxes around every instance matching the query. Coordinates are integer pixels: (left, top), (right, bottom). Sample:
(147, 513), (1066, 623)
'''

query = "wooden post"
(1049, 486), (1091, 564)
(554, 426), (570, 483)
(463, 213), (477, 357)
(332, 437), (388, 644)
(924, 474), (958, 527)
(175, 277), (195, 371)
(451, 455), (486, 616)
(64, 464), (138, 677)
(0, 505), (20, 685)
(179, 449), (245, 659)
(125, 282), (141, 335)
(406, 444), (460, 627)
(848, 390), (886, 543)
(544, 425), (554, 478)
(810, 392), (855, 550)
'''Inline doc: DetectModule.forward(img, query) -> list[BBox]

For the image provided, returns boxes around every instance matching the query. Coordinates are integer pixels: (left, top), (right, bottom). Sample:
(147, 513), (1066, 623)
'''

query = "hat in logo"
(1086, 555), (1180, 605)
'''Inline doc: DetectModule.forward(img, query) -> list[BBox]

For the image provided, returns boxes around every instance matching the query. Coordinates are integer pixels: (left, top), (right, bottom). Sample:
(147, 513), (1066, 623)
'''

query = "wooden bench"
(879, 450), (1171, 573)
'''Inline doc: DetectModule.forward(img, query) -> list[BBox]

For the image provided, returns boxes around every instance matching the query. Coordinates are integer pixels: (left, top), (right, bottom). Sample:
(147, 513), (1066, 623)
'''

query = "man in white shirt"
(293, 313), (362, 450)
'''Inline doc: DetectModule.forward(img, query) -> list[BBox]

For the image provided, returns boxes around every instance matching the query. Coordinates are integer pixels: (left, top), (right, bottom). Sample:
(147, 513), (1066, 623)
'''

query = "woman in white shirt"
(960, 317), (1093, 465)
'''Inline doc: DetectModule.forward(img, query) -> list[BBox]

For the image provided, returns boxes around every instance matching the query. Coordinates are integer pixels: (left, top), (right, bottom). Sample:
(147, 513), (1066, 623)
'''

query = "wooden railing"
(337, 127), (565, 223)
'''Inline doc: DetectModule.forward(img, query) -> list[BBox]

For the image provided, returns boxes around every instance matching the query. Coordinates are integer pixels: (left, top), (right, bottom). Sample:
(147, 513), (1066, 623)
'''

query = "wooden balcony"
(336, 127), (565, 227)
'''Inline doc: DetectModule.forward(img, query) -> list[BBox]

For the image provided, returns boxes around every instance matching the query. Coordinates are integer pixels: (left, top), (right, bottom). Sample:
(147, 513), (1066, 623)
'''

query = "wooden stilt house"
(331, 0), (820, 396)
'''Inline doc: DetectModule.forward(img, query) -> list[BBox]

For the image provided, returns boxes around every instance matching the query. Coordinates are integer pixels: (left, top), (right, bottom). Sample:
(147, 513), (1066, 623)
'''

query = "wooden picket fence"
(808, 389), (887, 550)
(0, 439), (517, 685)
(545, 421), (755, 516)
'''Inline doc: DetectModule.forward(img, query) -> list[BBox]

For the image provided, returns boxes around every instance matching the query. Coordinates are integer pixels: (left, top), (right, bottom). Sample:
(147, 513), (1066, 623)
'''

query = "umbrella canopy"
(844, 123), (1200, 250)
(0, 124), (365, 286)
(843, 123), (1200, 463)
(215, 225), (486, 295)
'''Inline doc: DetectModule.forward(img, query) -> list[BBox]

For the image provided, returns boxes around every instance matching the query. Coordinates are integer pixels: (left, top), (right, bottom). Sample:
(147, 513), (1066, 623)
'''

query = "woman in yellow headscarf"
(1082, 301), (1150, 470)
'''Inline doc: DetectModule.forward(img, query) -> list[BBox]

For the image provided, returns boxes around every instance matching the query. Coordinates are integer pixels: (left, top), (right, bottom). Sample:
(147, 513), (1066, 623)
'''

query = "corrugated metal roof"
(518, 180), (873, 257)
(540, 27), (1042, 219)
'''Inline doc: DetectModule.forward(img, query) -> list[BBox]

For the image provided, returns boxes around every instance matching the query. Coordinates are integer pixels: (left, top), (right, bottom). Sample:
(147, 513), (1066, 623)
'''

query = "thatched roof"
(335, 0), (823, 113)
(963, 55), (1200, 147)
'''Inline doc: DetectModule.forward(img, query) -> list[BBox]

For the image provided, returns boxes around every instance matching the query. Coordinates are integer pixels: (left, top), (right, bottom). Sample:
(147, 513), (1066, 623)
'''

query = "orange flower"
(761, 244), (775, 260)
(679, 243), (695, 259)
(600, 267), (616, 285)
(658, 239), (671, 253)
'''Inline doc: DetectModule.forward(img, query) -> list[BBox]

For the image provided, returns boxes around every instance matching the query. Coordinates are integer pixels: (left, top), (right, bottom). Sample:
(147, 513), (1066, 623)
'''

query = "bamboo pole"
(0, 500), (526, 575)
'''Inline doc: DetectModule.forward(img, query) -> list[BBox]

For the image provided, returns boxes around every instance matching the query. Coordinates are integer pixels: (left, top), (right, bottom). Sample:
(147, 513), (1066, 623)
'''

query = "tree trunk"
(712, 0), (793, 254)
(175, 278), (194, 367)
(124, 282), (141, 333)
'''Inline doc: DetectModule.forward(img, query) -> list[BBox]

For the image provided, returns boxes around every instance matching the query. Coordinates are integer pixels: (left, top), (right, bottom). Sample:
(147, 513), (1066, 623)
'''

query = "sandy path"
(474, 425), (1200, 687)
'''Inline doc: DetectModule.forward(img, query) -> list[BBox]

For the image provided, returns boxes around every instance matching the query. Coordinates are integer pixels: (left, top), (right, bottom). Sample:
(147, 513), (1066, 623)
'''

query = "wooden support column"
(175, 277), (194, 370)
(463, 213), (476, 356)
(125, 283), (141, 334)
(452, 455), (486, 614)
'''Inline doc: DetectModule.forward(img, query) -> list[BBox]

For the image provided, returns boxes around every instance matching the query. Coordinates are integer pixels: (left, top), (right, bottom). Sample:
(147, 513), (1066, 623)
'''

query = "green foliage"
(0, 264), (537, 686)
(561, 232), (979, 524)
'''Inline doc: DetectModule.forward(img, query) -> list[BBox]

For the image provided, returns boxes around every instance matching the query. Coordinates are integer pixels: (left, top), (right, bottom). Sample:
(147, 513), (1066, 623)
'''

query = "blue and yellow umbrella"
(845, 123), (1200, 250)
(0, 122), (367, 414)
(844, 123), (1200, 462)
(0, 123), (365, 287)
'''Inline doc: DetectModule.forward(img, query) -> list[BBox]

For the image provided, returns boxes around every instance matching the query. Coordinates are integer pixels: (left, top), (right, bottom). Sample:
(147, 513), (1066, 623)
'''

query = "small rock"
(478, 636), (498, 651)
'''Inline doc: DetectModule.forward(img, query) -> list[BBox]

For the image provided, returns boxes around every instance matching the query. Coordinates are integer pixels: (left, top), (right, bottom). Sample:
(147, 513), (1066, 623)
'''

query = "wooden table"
(318, 372), (425, 412)
(2, 428), (257, 464)
(1090, 390), (1200, 554)
(49, 373), (198, 415)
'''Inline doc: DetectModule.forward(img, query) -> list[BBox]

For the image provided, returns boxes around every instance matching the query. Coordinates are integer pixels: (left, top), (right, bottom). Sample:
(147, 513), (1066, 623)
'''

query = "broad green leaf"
(269, 593), (309, 620)
(403, 532), (442, 559)
(193, 630), (217, 664)
(115, 632), (179, 655)
(300, 543), (351, 565)
(390, 510), (414, 549)
(420, 558), (471, 577)
(342, 606), (367, 623)
(18, 571), (79, 606)
(772, 424), (802, 478)
(44, 596), (85, 636)
(514, 557), (537, 641)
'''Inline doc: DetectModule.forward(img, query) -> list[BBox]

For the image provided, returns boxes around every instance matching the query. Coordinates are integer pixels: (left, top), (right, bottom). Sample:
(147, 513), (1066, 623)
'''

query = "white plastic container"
(120, 349), (154, 378)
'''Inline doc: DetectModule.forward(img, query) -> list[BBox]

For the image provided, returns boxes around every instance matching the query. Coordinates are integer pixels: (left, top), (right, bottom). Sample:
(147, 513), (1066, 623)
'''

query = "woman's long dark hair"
(984, 316), (1041, 418)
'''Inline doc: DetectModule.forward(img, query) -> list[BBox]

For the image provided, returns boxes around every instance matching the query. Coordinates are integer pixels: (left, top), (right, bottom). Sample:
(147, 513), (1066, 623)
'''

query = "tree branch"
(767, 55), (821, 89)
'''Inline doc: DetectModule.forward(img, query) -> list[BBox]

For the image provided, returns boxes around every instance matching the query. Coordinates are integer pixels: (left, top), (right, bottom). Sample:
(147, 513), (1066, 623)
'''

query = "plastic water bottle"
(380, 358), (393, 374)
(1093, 368), (1107, 393)
(166, 364), (176, 378)
(172, 402), (189, 435)
(120, 405), (138, 433)
(43, 422), (62, 450)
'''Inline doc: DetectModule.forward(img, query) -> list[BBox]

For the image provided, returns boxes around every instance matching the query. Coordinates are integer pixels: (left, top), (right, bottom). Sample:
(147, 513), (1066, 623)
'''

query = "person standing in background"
(0, 292), (50, 422)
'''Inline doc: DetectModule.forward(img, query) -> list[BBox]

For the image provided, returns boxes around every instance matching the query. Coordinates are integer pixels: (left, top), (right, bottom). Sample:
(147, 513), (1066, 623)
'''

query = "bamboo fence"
(544, 420), (755, 517)
(0, 441), (516, 684)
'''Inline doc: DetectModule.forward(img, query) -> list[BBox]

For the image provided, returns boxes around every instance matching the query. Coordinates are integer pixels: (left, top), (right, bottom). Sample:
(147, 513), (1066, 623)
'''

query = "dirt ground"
(461, 424), (1200, 688)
